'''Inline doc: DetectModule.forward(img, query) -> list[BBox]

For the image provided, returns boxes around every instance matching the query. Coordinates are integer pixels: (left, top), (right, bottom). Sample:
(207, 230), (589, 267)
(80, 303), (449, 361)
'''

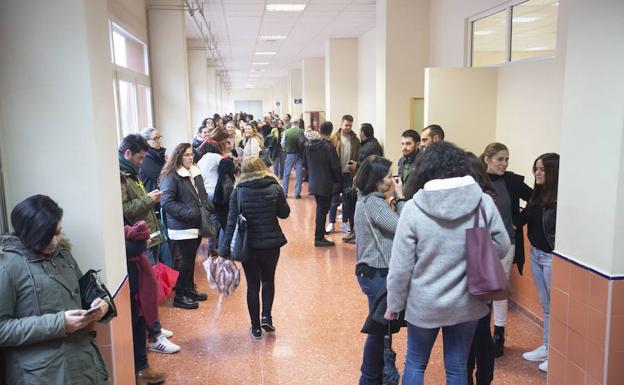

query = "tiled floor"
(151, 189), (547, 385)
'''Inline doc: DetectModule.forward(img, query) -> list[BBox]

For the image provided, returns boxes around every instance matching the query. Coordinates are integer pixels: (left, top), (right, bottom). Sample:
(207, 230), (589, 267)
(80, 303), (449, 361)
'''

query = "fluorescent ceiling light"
(513, 16), (540, 23)
(259, 35), (287, 40)
(255, 51), (277, 55)
(474, 30), (493, 36)
(266, 4), (306, 12)
(525, 47), (548, 51)
(252, 62), (269, 65)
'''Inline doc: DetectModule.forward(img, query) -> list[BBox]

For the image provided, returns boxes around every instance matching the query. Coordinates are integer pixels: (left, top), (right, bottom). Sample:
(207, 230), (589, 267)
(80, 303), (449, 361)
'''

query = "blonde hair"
(241, 157), (267, 174)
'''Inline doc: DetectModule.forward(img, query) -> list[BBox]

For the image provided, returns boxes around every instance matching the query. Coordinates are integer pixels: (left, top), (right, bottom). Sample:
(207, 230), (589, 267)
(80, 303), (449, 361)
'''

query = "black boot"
(186, 286), (208, 301)
(493, 326), (505, 358)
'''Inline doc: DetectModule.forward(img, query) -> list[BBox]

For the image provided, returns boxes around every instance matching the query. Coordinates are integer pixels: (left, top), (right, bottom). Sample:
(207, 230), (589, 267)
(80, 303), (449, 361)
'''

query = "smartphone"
(83, 306), (100, 316)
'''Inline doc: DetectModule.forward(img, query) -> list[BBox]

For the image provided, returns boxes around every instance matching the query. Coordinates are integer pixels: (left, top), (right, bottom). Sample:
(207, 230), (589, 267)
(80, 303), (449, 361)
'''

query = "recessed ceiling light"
(266, 4), (306, 12)
(259, 35), (287, 40)
(255, 52), (277, 55)
(474, 30), (493, 36)
(252, 62), (269, 65)
(513, 16), (540, 23)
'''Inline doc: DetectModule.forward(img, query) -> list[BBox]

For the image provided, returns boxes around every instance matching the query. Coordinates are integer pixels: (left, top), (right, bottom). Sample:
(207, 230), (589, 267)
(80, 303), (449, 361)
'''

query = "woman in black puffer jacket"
(160, 143), (213, 310)
(221, 156), (290, 339)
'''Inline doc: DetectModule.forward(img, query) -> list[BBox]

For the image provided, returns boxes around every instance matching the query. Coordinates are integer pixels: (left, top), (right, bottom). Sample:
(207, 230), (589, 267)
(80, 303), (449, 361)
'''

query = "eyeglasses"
(149, 136), (162, 141)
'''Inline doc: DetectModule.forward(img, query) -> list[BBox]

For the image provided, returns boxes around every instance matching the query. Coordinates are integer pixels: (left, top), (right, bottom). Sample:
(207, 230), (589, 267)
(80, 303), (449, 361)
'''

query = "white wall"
(289, 69), (303, 119)
(424, 67), (498, 154)
(187, 39), (208, 129)
(224, 88), (274, 117)
(428, 0), (506, 68)
(325, 38), (358, 126)
(0, 0), (127, 289)
(302, 57), (325, 112)
(358, 28), (377, 130)
(495, 59), (563, 179)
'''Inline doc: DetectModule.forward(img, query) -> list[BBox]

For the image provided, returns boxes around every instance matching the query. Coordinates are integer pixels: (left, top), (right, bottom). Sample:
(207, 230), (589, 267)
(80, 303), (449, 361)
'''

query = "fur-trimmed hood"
(236, 170), (281, 188)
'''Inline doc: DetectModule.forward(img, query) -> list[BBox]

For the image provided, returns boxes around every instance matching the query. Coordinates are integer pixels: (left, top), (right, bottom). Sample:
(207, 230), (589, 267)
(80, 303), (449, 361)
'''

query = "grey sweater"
(354, 192), (405, 269)
(386, 177), (511, 328)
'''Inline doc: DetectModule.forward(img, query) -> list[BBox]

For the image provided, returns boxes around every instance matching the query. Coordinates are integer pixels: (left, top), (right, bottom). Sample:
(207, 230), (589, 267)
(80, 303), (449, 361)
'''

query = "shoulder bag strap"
(362, 196), (391, 266)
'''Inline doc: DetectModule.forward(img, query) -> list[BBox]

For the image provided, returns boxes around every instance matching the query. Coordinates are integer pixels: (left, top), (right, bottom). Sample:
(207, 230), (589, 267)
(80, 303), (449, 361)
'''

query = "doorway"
(409, 97), (425, 133)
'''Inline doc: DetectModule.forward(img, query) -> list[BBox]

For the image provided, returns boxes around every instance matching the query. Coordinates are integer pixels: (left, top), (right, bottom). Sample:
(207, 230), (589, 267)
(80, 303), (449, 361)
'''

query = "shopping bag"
(152, 262), (179, 302)
(203, 256), (240, 296)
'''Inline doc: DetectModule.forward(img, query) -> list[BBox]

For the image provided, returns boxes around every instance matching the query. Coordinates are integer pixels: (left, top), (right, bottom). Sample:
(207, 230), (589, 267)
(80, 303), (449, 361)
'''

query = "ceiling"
(185, 0), (377, 89)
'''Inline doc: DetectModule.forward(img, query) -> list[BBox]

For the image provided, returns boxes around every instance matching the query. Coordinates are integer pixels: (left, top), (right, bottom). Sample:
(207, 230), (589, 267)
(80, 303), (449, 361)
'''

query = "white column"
(0, 0), (126, 290)
(147, 0), (192, 149)
(325, 38), (358, 127)
(187, 39), (208, 129)
(376, 0), (429, 163)
(289, 69), (303, 120)
(556, 0), (624, 276)
(215, 74), (223, 114)
(302, 57), (325, 126)
(206, 63), (217, 115)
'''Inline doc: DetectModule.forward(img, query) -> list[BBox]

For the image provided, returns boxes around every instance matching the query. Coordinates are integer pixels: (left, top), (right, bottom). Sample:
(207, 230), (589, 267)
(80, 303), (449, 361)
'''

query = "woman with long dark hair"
(479, 142), (533, 357)
(353, 155), (405, 385)
(520, 153), (560, 373)
(160, 143), (212, 310)
(0, 195), (113, 385)
(221, 157), (290, 339)
(385, 142), (510, 385)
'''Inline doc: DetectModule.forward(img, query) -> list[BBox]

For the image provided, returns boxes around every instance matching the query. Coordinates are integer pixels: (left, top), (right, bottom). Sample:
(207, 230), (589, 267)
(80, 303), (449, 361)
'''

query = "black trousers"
(242, 248), (280, 329)
(314, 194), (332, 240)
(128, 262), (148, 372)
(342, 187), (357, 231)
(172, 238), (201, 296)
(467, 308), (495, 385)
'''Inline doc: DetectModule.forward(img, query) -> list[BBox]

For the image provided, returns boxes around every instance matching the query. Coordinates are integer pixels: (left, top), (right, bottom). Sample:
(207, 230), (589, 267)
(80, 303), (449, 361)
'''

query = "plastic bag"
(203, 256), (240, 296)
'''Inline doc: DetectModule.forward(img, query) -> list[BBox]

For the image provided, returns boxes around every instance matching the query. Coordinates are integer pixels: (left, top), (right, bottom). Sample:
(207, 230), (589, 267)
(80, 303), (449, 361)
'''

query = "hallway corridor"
(152, 190), (547, 385)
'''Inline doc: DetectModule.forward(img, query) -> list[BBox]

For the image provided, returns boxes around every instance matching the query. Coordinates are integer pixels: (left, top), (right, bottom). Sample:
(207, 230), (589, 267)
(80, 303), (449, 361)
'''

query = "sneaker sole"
(149, 347), (180, 354)
(261, 324), (276, 332)
(523, 355), (548, 362)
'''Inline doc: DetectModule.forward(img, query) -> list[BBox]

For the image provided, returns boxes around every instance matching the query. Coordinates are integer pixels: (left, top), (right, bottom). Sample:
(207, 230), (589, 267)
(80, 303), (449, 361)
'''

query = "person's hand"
(146, 238), (153, 248)
(147, 190), (163, 202)
(90, 298), (110, 321)
(384, 309), (398, 321)
(392, 177), (404, 199)
(64, 309), (100, 333)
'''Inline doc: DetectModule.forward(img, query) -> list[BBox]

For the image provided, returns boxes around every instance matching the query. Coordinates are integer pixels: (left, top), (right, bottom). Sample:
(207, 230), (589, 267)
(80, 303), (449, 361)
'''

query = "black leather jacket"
(160, 165), (212, 231)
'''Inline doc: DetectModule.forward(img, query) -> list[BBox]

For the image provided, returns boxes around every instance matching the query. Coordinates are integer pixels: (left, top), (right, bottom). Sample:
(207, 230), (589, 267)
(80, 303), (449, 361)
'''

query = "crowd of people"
(0, 109), (560, 385)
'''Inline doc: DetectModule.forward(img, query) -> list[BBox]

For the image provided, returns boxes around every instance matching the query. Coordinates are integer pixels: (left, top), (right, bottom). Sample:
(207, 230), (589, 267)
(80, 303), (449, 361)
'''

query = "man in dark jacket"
(398, 129), (420, 185)
(305, 121), (342, 247)
(343, 123), (384, 243)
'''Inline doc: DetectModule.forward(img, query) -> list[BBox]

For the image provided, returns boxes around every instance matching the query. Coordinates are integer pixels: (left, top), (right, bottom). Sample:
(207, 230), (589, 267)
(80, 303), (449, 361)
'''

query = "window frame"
(109, 20), (153, 141)
(0, 147), (8, 233)
(467, 0), (558, 67)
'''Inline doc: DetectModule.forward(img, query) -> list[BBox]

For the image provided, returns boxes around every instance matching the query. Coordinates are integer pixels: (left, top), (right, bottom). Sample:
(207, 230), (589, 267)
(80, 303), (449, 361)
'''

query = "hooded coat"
(0, 236), (111, 385)
(220, 172), (290, 256)
(386, 176), (511, 328)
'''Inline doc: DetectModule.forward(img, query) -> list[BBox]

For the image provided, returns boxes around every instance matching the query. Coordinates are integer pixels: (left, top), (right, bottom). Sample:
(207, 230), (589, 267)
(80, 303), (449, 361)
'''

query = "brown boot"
(136, 367), (166, 385)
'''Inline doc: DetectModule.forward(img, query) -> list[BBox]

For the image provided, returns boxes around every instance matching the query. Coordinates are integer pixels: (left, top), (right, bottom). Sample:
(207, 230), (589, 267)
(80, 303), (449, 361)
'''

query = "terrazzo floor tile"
(150, 188), (547, 385)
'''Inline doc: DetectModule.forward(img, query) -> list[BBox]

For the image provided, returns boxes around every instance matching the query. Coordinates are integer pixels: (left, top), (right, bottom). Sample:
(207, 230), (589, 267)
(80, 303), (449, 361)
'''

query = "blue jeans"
(357, 272), (387, 385)
(530, 246), (552, 347)
(329, 172), (353, 223)
(282, 153), (303, 196)
(403, 320), (478, 385)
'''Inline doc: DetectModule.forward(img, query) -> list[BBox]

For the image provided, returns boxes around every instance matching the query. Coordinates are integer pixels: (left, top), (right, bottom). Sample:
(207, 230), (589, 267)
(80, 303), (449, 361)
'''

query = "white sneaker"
(523, 345), (548, 362)
(340, 223), (351, 233)
(160, 328), (173, 338)
(325, 223), (335, 234)
(149, 335), (180, 354)
(538, 360), (548, 372)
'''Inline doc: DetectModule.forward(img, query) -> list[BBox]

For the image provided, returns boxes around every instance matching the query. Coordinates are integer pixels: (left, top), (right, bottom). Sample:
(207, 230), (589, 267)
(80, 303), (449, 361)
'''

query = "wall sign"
(293, 98), (302, 104)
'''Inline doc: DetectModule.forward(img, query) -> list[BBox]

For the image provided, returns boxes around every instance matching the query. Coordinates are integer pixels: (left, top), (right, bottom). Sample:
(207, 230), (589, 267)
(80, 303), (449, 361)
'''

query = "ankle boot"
(493, 326), (505, 358)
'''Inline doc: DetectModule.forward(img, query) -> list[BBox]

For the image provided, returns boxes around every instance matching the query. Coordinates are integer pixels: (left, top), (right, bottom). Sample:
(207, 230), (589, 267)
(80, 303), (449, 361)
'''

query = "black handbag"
(78, 269), (117, 319)
(229, 188), (249, 262)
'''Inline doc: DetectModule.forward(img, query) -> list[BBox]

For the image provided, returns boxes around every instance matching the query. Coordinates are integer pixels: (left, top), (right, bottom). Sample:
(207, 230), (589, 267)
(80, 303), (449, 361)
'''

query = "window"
(110, 21), (153, 141)
(469, 0), (558, 67)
